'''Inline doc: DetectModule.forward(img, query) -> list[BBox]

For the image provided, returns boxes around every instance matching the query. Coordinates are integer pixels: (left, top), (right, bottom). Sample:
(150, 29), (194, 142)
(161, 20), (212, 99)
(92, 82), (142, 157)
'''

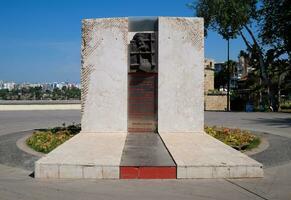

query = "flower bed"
(205, 126), (260, 151)
(27, 124), (260, 153)
(26, 124), (81, 153)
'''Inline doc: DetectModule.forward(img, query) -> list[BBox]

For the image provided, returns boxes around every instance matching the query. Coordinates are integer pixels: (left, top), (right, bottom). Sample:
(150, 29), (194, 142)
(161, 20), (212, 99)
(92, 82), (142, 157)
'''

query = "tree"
(259, 0), (291, 110)
(259, 0), (291, 60)
(0, 89), (8, 100)
(189, 0), (257, 111)
(189, 0), (290, 111)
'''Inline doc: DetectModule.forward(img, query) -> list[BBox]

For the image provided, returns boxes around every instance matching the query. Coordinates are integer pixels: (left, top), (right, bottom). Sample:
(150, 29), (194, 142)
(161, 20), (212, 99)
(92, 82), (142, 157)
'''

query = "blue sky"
(0, 0), (247, 83)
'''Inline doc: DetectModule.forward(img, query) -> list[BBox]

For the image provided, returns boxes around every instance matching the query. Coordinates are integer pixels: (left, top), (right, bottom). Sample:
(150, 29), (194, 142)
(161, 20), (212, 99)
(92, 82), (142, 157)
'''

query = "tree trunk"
(240, 27), (277, 111)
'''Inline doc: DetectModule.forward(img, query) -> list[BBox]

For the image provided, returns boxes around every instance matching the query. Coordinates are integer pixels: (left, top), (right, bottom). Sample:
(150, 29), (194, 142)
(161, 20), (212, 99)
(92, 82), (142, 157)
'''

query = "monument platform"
(160, 132), (263, 179)
(35, 132), (126, 179)
(35, 131), (263, 179)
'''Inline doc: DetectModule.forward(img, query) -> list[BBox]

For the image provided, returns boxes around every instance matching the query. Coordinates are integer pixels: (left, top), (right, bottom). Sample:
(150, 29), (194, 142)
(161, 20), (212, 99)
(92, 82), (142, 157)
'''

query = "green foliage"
(259, 0), (291, 57)
(0, 86), (81, 100)
(189, 0), (257, 39)
(205, 126), (260, 151)
(281, 101), (291, 109)
(0, 89), (9, 100)
(27, 131), (72, 153)
(28, 123), (260, 154)
(27, 123), (81, 153)
(190, 0), (291, 111)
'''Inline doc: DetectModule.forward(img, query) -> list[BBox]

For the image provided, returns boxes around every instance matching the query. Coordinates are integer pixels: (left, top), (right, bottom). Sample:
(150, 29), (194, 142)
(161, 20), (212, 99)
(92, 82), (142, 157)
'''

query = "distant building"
(0, 80), (4, 89)
(204, 58), (215, 93)
(3, 82), (16, 91)
(204, 58), (227, 111)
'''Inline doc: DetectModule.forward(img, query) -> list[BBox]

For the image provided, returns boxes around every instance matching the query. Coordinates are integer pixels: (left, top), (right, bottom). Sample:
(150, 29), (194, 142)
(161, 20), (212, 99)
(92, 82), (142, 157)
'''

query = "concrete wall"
(0, 100), (80, 111)
(158, 17), (204, 133)
(205, 95), (227, 111)
(0, 104), (80, 111)
(81, 18), (128, 133)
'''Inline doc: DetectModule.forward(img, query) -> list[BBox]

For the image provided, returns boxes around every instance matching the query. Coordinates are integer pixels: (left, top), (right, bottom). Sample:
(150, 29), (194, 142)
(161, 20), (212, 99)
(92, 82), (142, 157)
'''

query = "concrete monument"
(35, 17), (263, 179)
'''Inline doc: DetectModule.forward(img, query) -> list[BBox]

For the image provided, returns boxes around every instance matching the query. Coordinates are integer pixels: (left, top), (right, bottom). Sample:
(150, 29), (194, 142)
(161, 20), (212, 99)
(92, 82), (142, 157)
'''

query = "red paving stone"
(120, 166), (176, 179)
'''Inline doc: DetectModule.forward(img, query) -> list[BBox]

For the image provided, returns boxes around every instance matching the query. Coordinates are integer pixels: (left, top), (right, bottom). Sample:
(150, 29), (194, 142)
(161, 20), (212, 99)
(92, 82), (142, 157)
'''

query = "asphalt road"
(0, 110), (80, 136)
(0, 110), (290, 200)
(205, 111), (291, 138)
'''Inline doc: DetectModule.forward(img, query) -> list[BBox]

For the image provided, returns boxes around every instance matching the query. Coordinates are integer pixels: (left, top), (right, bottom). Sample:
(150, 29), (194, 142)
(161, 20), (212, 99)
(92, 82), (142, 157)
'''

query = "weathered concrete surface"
(35, 132), (126, 179)
(158, 17), (204, 133)
(120, 133), (175, 167)
(81, 18), (128, 133)
(160, 132), (263, 178)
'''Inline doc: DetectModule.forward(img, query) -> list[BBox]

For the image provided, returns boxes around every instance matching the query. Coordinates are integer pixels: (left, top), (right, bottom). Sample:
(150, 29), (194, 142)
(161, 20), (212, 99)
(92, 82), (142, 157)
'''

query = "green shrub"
(281, 101), (291, 109)
(67, 124), (81, 135)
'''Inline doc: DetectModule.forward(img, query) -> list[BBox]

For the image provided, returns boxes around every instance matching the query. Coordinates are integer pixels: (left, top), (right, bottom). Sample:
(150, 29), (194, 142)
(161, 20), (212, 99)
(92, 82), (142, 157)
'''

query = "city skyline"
(0, 0), (249, 82)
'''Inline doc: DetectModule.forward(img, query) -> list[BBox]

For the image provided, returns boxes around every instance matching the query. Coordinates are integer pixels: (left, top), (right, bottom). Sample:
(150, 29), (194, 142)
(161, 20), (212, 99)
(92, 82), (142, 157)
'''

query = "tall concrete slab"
(81, 18), (128, 133)
(158, 17), (204, 133)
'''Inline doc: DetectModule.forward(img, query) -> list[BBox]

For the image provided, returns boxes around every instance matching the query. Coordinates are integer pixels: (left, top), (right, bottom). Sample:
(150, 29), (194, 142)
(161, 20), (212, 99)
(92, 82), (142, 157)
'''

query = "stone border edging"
(244, 135), (269, 156)
(16, 131), (44, 158)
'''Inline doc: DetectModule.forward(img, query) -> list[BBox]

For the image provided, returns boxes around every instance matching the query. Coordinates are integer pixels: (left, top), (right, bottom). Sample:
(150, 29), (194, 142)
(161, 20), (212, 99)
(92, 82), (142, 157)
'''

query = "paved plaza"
(0, 110), (290, 199)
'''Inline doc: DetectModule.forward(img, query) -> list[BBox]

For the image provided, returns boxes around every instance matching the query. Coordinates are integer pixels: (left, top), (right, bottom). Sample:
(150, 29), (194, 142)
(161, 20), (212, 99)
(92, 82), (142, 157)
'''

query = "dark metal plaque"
(128, 72), (158, 132)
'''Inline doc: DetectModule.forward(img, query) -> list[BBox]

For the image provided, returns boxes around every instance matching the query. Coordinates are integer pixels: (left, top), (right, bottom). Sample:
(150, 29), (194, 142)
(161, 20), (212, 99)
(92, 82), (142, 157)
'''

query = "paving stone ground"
(0, 110), (290, 200)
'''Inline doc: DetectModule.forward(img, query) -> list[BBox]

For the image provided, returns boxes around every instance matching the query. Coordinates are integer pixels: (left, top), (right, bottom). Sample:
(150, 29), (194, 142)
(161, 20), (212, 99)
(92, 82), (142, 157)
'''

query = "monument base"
(35, 132), (263, 179)
(160, 132), (263, 178)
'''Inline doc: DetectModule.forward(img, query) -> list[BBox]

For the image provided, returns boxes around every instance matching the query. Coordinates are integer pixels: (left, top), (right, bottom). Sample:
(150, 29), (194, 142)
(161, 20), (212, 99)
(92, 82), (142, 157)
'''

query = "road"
(0, 110), (80, 136)
(205, 112), (291, 138)
(0, 110), (290, 200)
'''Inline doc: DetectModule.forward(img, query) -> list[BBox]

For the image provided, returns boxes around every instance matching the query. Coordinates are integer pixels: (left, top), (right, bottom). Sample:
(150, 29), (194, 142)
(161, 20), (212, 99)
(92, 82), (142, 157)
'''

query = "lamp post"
(227, 37), (230, 111)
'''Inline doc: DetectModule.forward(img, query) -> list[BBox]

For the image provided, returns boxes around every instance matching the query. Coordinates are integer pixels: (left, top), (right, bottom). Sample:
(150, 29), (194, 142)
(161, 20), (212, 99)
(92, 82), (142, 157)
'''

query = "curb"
(16, 131), (45, 158)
